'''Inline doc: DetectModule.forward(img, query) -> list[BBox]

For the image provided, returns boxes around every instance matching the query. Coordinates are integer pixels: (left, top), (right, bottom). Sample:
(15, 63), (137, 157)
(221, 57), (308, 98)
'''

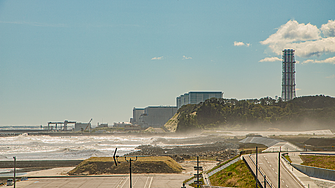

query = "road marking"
(144, 176), (150, 187)
(133, 176), (140, 187)
(144, 176), (153, 188)
(147, 177), (153, 188)
(117, 177), (128, 188)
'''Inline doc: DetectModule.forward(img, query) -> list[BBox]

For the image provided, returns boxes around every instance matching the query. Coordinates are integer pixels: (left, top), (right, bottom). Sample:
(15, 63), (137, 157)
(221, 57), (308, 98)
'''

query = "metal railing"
(247, 154), (274, 188)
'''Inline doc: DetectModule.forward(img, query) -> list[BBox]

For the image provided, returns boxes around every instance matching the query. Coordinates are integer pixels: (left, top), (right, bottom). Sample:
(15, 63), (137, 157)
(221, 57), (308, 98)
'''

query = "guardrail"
(280, 153), (305, 188)
(186, 157), (240, 185)
(247, 154), (274, 188)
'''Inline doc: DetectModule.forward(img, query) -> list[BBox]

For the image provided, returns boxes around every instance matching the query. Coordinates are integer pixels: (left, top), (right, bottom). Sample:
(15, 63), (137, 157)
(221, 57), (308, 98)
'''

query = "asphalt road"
(12, 174), (192, 188)
(247, 153), (304, 188)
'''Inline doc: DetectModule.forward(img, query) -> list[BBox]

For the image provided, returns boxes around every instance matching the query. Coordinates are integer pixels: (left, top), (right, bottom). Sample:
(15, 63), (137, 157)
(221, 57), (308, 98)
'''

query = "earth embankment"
(68, 156), (183, 175)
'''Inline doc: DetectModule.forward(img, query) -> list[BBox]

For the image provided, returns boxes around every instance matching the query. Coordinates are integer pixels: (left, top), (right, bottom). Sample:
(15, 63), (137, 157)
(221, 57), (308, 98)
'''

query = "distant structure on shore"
(47, 119), (92, 131)
(176, 91), (223, 109)
(282, 49), (296, 101)
(131, 106), (177, 128)
(130, 91), (223, 129)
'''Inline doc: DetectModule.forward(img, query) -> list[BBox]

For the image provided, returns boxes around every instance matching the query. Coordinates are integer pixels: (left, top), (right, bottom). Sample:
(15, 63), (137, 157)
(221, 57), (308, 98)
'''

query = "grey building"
(131, 108), (145, 125)
(177, 91), (223, 109)
(134, 106), (177, 128)
(74, 122), (91, 131)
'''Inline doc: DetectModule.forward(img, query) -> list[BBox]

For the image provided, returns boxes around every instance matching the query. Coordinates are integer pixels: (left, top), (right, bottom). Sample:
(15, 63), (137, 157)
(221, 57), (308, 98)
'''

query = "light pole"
(125, 156), (137, 188)
(256, 146), (258, 188)
(13, 156), (16, 188)
(278, 152), (281, 188)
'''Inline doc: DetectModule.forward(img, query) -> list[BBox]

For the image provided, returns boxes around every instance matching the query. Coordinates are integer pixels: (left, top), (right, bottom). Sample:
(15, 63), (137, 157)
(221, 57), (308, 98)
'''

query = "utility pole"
(256, 146), (258, 188)
(125, 156), (137, 188)
(197, 156), (200, 188)
(264, 175), (266, 188)
(13, 156), (16, 188)
(193, 156), (203, 188)
(278, 152), (281, 188)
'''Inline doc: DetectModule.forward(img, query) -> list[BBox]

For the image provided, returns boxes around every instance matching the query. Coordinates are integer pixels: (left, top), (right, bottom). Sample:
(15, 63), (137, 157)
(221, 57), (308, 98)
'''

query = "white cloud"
(234, 41), (250, 47)
(151, 56), (163, 60)
(287, 37), (335, 57)
(260, 20), (335, 58)
(302, 56), (335, 64)
(259, 57), (282, 62)
(261, 20), (320, 45)
(182, 55), (192, 60)
(321, 20), (335, 37)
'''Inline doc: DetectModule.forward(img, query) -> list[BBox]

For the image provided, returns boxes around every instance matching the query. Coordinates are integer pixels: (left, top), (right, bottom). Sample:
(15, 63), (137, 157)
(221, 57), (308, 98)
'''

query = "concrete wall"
(132, 108), (145, 125)
(74, 123), (91, 131)
(292, 163), (335, 181)
(141, 106), (177, 128)
(0, 160), (83, 168)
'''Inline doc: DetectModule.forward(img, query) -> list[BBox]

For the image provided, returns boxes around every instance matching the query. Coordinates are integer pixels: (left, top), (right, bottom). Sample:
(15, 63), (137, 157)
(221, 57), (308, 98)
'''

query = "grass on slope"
(209, 160), (255, 188)
(68, 156), (183, 175)
(284, 155), (292, 163)
(300, 155), (335, 170)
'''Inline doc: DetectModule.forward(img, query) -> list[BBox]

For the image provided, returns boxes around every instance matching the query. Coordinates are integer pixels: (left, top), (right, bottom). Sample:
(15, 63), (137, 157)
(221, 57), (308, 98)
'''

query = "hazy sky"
(1, 1), (335, 126)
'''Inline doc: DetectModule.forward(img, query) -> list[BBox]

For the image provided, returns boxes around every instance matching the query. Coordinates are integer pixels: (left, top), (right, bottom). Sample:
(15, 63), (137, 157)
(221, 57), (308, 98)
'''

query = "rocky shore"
(125, 141), (239, 163)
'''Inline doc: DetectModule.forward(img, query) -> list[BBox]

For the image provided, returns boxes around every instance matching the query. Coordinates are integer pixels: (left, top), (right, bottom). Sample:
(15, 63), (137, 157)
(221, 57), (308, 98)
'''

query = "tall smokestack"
(282, 49), (296, 101)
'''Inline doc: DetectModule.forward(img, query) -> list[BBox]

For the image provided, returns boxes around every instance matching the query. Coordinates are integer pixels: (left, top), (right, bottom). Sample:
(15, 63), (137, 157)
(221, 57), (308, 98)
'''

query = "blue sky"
(1, 0), (334, 126)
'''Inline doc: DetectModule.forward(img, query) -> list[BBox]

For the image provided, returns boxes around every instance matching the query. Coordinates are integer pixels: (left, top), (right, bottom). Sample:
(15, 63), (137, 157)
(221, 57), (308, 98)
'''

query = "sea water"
(0, 134), (157, 160)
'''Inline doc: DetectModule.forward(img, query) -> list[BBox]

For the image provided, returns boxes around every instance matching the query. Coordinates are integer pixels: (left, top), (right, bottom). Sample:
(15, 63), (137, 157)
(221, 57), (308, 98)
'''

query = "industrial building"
(176, 91), (223, 109)
(131, 108), (145, 125)
(282, 49), (296, 101)
(132, 106), (177, 128)
(47, 119), (92, 132)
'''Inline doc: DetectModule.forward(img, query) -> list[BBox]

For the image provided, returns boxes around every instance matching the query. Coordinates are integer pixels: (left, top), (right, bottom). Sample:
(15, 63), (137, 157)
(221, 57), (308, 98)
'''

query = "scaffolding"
(282, 49), (296, 101)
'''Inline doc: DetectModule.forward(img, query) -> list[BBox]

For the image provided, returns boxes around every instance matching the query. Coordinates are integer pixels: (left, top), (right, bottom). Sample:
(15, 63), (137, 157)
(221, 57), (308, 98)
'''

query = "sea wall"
(292, 163), (335, 181)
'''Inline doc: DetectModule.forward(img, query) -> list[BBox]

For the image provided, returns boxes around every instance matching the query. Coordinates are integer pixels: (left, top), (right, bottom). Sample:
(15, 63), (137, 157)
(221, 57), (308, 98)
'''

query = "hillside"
(68, 156), (183, 175)
(164, 95), (335, 132)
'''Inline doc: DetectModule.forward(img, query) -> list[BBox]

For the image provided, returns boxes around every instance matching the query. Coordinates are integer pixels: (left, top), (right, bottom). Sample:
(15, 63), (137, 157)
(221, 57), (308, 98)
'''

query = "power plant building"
(133, 106), (177, 128)
(131, 108), (145, 125)
(176, 91), (223, 109)
(282, 49), (296, 101)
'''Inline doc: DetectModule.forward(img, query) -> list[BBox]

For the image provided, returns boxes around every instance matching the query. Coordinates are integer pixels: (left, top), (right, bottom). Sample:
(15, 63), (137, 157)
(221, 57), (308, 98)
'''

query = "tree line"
(176, 95), (335, 132)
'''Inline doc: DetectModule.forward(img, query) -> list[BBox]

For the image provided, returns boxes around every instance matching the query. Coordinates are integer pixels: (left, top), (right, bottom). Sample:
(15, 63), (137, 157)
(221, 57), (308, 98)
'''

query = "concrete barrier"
(0, 160), (83, 168)
(292, 163), (335, 181)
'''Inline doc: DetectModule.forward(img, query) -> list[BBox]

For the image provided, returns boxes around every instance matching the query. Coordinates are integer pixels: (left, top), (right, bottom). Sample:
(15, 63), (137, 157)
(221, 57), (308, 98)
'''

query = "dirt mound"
(68, 156), (183, 175)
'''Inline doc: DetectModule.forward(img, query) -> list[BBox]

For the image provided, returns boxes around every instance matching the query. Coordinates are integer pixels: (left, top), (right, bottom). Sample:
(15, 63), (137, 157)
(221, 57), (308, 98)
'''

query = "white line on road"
(144, 176), (150, 188)
(147, 177), (153, 188)
(118, 177), (128, 188)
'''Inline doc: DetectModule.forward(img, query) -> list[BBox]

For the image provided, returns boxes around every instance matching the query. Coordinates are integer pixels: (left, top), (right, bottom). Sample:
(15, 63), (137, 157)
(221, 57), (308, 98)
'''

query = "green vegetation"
(300, 155), (335, 170)
(68, 156), (183, 175)
(284, 155), (292, 163)
(210, 160), (256, 188)
(207, 155), (240, 174)
(174, 95), (335, 132)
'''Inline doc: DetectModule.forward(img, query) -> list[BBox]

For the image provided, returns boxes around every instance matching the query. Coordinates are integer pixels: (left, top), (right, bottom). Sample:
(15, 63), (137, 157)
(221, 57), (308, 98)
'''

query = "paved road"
(246, 153), (304, 188)
(13, 174), (192, 188)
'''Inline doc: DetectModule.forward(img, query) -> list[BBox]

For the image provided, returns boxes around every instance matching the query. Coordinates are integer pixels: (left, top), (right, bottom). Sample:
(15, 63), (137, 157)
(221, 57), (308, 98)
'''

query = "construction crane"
(84, 118), (93, 132)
